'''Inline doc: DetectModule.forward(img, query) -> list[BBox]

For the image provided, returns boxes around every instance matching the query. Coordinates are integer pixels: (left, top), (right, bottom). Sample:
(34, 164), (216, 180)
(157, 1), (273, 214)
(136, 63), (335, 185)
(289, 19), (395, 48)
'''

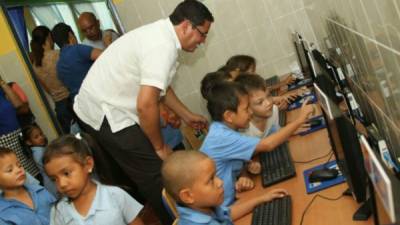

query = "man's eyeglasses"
(192, 25), (208, 38)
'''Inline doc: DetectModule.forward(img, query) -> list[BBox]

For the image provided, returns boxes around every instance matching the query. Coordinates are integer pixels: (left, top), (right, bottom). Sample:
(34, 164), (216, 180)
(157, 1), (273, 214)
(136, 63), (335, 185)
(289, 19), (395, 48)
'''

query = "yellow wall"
(0, 11), (16, 55)
(0, 9), (58, 140)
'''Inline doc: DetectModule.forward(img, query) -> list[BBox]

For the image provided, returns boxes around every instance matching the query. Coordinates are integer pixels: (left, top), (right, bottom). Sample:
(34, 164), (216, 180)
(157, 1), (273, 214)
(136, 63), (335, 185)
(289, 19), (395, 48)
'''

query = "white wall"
(114, 0), (316, 115)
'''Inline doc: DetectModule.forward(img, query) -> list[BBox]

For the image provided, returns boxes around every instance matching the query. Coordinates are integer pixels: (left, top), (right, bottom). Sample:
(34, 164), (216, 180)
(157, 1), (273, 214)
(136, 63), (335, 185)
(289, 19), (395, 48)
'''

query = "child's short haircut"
(161, 150), (209, 203)
(200, 71), (231, 100)
(207, 82), (247, 121)
(225, 55), (256, 72)
(234, 73), (267, 93)
(0, 147), (15, 158)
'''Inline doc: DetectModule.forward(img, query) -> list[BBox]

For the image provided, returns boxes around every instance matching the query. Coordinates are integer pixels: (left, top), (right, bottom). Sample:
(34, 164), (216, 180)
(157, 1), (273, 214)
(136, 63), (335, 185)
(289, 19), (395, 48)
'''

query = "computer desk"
(234, 104), (374, 225)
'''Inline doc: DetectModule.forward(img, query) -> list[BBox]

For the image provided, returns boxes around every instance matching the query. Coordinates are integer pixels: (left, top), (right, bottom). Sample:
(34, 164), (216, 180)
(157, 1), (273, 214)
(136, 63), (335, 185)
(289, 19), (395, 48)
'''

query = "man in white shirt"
(78, 12), (119, 49)
(74, 1), (213, 224)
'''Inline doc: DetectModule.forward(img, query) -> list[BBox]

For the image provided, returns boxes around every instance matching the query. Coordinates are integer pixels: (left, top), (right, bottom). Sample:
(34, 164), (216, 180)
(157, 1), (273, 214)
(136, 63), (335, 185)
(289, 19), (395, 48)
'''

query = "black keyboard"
(251, 195), (292, 225)
(279, 110), (286, 126)
(260, 143), (296, 187)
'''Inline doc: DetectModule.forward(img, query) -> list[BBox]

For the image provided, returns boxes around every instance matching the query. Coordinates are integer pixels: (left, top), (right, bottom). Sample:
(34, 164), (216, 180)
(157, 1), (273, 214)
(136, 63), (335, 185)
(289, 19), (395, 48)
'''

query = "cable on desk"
(293, 150), (333, 164)
(299, 193), (344, 225)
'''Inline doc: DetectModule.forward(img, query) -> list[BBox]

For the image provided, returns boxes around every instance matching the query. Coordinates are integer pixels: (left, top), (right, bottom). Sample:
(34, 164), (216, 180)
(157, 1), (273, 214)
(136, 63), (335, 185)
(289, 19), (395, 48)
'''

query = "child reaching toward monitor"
(22, 124), (57, 196)
(235, 73), (311, 138)
(200, 81), (314, 210)
(43, 134), (144, 225)
(224, 54), (305, 110)
(0, 147), (55, 225)
(161, 150), (288, 224)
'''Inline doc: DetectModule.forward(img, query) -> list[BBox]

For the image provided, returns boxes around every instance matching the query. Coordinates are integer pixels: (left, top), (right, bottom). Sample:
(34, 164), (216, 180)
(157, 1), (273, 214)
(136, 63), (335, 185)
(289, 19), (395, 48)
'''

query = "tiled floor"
(138, 204), (162, 225)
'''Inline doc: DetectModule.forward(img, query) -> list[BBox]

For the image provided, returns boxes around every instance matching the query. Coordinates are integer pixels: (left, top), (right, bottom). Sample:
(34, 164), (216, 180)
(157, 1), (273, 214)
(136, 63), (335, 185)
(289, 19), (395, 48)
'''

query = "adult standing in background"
(78, 12), (119, 49)
(0, 74), (39, 178)
(74, 0), (213, 224)
(30, 26), (74, 133)
(51, 23), (102, 100)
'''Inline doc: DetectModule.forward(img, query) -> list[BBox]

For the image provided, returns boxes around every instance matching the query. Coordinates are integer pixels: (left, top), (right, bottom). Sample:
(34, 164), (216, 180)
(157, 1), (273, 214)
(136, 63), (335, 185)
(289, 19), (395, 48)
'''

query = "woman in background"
(30, 26), (74, 133)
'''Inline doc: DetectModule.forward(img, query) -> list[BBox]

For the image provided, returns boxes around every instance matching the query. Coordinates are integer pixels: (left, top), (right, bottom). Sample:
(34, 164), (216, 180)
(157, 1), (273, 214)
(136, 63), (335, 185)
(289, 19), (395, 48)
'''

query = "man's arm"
(163, 87), (207, 129)
(137, 85), (172, 160)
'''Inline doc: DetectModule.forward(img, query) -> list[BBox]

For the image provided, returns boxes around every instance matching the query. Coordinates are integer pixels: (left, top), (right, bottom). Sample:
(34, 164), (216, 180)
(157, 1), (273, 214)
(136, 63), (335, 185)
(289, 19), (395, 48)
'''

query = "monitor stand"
(343, 188), (372, 221)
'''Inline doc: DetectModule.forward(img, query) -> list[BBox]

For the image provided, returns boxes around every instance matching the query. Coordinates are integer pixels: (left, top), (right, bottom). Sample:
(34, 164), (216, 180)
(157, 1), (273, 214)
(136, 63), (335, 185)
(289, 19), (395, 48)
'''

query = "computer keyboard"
(251, 195), (292, 225)
(279, 110), (286, 126)
(260, 142), (296, 187)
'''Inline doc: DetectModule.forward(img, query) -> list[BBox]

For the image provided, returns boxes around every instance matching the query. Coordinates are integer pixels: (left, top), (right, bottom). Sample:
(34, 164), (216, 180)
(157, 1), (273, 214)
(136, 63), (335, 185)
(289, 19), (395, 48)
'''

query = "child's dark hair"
(30, 26), (51, 67)
(0, 147), (15, 158)
(21, 123), (40, 145)
(43, 134), (93, 166)
(207, 82), (248, 121)
(200, 71), (231, 100)
(225, 55), (256, 72)
(234, 73), (267, 93)
(51, 23), (74, 48)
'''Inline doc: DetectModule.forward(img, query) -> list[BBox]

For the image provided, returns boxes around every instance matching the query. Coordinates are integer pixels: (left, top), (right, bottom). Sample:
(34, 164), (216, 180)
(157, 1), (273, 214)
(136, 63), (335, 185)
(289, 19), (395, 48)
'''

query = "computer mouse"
(308, 119), (322, 128)
(308, 168), (339, 183)
(289, 95), (303, 104)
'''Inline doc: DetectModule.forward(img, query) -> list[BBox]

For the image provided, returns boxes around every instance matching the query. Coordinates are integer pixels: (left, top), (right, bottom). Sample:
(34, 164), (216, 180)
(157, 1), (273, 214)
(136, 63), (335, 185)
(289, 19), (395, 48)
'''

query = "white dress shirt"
(74, 18), (181, 133)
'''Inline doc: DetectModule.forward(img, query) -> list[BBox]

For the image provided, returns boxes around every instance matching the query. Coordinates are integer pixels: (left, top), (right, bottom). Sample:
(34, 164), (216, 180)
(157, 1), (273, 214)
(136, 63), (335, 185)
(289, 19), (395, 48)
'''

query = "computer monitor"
(360, 135), (400, 224)
(302, 40), (319, 80)
(314, 71), (341, 104)
(314, 83), (334, 120)
(293, 32), (310, 77)
(319, 94), (368, 211)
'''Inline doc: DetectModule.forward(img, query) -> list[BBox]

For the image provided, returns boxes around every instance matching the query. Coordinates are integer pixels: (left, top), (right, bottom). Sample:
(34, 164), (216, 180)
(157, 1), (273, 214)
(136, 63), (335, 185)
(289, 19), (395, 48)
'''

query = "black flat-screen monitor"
(316, 83), (367, 204)
(293, 33), (310, 76)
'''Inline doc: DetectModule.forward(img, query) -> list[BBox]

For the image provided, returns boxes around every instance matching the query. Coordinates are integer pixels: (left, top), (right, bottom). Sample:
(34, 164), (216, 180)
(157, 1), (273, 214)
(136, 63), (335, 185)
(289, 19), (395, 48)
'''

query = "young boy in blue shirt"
(200, 82), (314, 211)
(161, 150), (287, 225)
(0, 147), (55, 225)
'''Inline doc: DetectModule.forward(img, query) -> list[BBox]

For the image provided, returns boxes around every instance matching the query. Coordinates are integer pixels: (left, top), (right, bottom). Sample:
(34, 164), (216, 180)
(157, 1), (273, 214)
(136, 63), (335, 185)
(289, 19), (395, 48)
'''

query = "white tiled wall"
(114, 0), (315, 115)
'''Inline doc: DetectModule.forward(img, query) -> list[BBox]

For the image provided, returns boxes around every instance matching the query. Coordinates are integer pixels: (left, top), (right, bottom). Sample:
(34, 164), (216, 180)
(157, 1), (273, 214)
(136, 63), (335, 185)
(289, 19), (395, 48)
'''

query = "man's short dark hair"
(169, 0), (214, 26)
(207, 82), (247, 121)
(51, 22), (74, 48)
(235, 73), (267, 93)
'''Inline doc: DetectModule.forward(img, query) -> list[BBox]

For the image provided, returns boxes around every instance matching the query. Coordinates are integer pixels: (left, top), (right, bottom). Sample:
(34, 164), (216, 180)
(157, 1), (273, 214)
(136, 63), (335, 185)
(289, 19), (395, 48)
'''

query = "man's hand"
(183, 113), (208, 130)
(155, 144), (173, 161)
(103, 31), (113, 47)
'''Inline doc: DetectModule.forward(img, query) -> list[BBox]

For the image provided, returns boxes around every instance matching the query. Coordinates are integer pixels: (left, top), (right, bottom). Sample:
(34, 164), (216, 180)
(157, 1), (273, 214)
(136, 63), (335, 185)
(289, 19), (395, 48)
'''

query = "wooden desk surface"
(234, 105), (374, 225)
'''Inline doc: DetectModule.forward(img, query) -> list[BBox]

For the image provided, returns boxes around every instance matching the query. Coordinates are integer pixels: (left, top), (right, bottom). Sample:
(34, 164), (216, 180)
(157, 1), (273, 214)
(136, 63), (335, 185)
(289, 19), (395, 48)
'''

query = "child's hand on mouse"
(260, 188), (289, 202)
(247, 160), (261, 175)
(235, 176), (255, 193)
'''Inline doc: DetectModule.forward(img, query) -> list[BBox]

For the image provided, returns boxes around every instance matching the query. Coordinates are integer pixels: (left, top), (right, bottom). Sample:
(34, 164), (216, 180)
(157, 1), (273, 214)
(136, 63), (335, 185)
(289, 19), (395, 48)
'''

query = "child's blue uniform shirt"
(200, 122), (259, 206)
(50, 181), (142, 225)
(177, 205), (233, 225)
(0, 183), (55, 225)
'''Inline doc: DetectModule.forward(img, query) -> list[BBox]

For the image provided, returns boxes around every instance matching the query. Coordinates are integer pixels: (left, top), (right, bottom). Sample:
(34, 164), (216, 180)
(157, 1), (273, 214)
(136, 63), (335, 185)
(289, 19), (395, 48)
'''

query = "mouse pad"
(287, 78), (313, 91)
(296, 115), (326, 136)
(303, 160), (345, 194)
(287, 93), (317, 111)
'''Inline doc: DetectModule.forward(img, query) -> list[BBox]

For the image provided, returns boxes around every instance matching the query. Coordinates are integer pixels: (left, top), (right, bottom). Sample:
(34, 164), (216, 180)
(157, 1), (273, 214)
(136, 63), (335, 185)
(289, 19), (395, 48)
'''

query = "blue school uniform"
(200, 122), (259, 207)
(177, 205), (233, 225)
(31, 146), (57, 196)
(50, 181), (142, 225)
(57, 44), (93, 99)
(0, 184), (55, 225)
